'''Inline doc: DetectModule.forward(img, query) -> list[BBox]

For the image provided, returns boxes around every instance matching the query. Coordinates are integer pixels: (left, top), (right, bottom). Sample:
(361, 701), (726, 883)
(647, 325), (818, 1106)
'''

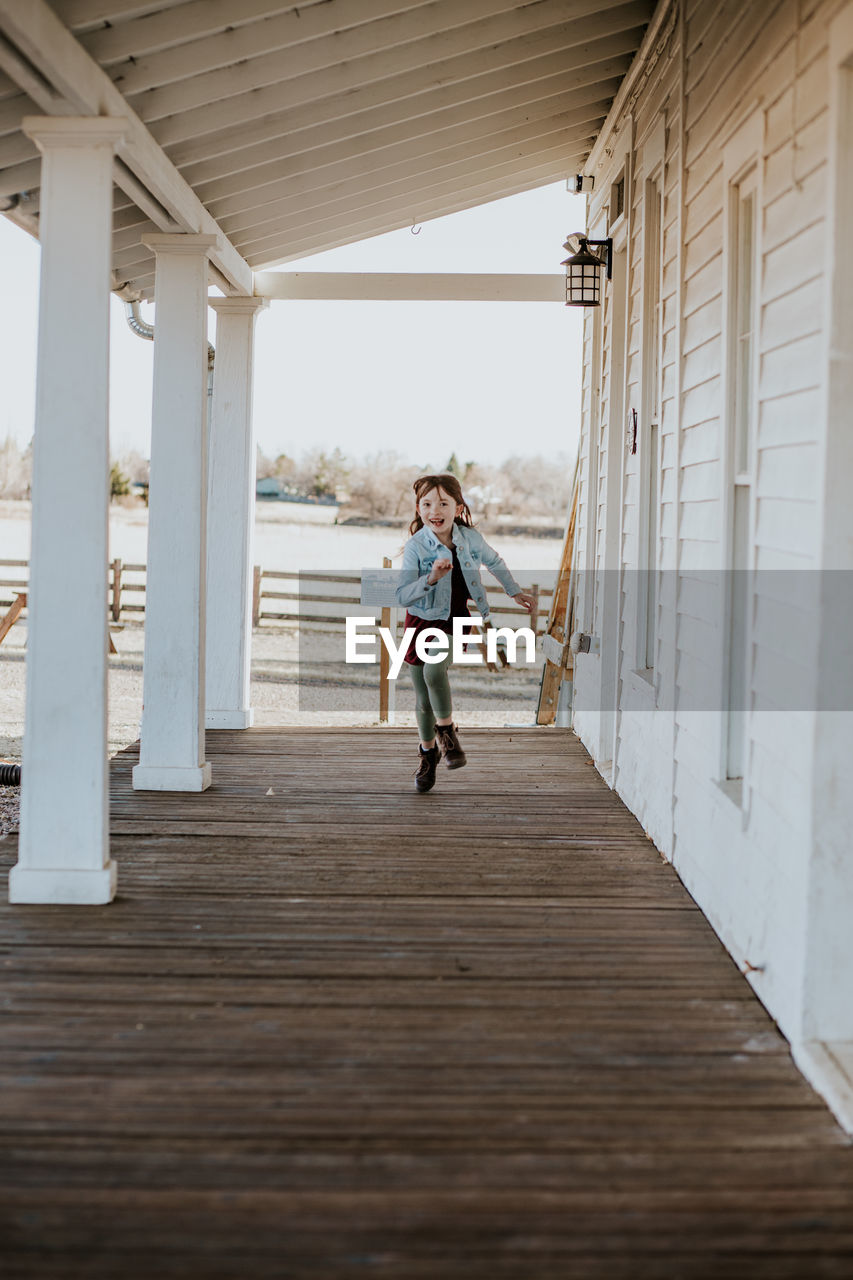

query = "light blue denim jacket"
(395, 522), (523, 620)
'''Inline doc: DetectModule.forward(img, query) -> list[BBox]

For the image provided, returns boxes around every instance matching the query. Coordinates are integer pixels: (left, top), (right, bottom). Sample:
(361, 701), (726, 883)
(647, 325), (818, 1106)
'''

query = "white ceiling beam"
(0, 32), (67, 115)
(217, 116), (599, 239)
(211, 103), (609, 232)
(188, 75), (620, 203)
(253, 271), (566, 302)
(0, 0), (252, 294)
(169, 42), (634, 176)
(236, 139), (589, 261)
(246, 161), (587, 270)
(140, 1), (650, 137)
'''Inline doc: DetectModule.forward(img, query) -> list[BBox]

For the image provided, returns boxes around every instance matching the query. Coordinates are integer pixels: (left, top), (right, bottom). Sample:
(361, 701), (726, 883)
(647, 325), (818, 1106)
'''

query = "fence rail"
(1, 559), (556, 637)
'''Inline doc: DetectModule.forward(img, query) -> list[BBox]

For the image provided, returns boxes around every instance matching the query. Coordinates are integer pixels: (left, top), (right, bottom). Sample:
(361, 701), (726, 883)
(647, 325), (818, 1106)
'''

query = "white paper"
(359, 568), (401, 607)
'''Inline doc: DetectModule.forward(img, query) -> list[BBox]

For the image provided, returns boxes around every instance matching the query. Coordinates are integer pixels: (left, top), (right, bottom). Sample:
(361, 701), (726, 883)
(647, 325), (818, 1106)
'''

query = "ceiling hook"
(410, 218), (422, 235)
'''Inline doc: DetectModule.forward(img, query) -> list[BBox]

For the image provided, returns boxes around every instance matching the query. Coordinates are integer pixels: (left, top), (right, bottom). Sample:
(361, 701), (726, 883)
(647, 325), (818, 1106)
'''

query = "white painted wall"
(571, 0), (853, 1132)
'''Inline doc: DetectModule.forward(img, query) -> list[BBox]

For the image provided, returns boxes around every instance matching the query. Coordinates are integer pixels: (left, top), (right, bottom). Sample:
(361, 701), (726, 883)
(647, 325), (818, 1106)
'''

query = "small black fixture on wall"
(561, 233), (613, 307)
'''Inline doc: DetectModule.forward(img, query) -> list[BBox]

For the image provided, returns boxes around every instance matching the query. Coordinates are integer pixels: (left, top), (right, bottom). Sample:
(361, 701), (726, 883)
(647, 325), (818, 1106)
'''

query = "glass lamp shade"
(561, 242), (603, 306)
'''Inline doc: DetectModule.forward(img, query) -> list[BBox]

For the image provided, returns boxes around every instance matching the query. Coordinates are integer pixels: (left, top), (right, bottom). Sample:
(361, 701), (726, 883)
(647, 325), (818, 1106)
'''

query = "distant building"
(256, 477), (338, 505)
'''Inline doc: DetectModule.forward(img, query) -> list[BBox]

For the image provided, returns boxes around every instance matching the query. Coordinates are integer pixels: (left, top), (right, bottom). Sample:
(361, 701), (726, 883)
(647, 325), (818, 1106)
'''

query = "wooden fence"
(1, 559), (555, 636)
(1, 558), (556, 722)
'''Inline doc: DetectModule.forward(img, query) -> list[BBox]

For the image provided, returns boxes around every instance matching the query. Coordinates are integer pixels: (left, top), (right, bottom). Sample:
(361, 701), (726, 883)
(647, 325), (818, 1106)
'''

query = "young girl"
(395, 473), (536, 793)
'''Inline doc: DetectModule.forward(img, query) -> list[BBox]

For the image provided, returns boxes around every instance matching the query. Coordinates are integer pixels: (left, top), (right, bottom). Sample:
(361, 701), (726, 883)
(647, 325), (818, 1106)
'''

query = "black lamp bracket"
(582, 237), (613, 279)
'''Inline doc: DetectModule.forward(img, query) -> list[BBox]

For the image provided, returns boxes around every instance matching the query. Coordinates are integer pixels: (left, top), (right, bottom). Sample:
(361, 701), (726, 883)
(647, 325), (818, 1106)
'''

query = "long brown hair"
(407, 473), (474, 536)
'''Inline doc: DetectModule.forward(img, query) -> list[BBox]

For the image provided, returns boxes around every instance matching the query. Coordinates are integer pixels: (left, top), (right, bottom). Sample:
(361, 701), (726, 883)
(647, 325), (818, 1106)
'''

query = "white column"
(205, 297), (268, 729)
(132, 234), (217, 793)
(10, 116), (125, 906)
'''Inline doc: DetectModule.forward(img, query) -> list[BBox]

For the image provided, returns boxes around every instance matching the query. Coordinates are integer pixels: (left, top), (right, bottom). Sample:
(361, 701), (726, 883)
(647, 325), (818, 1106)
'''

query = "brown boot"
(435, 722), (467, 769)
(414, 743), (440, 792)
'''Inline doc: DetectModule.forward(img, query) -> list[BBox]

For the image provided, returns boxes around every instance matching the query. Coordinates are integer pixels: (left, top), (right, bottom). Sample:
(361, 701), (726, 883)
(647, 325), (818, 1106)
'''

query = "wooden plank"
(0, 590), (25, 645)
(206, 94), (611, 220)
(537, 462), (578, 722)
(378, 556), (392, 723)
(233, 134), (597, 256)
(110, 556), (122, 621)
(244, 161), (591, 274)
(130, 2), (651, 126)
(96, 0), (599, 94)
(77, 0), (435, 65)
(181, 67), (623, 193)
(167, 48), (631, 175)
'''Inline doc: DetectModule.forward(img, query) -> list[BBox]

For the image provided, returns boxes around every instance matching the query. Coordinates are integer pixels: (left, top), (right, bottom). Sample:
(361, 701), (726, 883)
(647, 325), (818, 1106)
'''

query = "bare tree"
(0, 437), (32, 499)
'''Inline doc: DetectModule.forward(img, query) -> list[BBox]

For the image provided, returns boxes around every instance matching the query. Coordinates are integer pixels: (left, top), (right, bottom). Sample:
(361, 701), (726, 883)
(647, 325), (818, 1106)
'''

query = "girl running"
(395, 473), (536, 792)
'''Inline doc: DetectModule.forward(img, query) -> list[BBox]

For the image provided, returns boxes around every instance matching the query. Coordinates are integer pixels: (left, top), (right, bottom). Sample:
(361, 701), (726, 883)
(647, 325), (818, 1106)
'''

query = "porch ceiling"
(0, 0), (654, 299)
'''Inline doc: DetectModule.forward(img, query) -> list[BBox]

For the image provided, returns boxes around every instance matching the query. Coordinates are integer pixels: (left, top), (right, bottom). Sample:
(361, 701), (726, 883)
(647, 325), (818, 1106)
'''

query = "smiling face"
(417, 485), (463, 537)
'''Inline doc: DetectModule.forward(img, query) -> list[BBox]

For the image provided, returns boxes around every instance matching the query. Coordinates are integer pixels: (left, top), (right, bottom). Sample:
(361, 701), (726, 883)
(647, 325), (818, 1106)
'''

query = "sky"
(0, 180), (585, 469)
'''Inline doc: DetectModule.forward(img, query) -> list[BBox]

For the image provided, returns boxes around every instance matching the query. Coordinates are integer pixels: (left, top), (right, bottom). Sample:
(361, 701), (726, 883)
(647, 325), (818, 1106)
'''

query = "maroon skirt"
(402, 612), (466, 666)
(403, 545), (472, 666)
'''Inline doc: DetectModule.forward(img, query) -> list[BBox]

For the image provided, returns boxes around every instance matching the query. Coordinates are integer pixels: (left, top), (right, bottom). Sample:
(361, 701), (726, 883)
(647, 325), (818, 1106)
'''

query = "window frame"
(633, 118), (666, 685)
(716, 109), (763, 808)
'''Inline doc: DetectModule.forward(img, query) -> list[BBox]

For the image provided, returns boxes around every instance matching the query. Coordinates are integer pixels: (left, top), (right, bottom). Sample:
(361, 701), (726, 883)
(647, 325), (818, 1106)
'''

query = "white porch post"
(10, 116), (125, 906)
(205, 297), (268, 729)
(132, 233), (217, 793)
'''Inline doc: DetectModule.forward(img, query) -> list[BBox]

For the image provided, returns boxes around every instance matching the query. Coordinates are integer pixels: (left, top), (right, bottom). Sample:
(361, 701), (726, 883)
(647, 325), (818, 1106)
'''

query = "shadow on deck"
(1, 726), (852, 1278)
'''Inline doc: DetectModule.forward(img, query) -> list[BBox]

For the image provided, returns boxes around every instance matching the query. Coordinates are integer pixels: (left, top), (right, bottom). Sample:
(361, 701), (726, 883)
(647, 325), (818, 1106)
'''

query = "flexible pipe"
(0, 762), (21, 786)
(124, 301), (215, 392)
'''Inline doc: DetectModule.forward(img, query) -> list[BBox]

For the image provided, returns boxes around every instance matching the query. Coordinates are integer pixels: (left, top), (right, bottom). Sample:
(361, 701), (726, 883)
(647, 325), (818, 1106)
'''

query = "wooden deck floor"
(1, 727), (852, 1278)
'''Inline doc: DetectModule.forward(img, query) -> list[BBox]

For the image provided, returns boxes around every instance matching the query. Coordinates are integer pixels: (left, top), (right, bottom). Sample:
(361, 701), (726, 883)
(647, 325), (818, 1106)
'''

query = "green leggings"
(407, 651), (453, 742)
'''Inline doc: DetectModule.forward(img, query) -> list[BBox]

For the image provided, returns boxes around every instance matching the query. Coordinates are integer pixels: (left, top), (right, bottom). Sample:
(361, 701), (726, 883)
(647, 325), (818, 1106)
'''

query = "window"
(725, 165), (758, 781)
(637, 170), (664, 674)
(610, 169), (626, 224)
(582, 299), (604, 631)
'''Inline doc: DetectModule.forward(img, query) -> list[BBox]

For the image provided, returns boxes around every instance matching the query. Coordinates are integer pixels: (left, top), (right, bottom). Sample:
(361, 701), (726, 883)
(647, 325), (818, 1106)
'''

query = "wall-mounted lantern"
(561, 233), (613, 306)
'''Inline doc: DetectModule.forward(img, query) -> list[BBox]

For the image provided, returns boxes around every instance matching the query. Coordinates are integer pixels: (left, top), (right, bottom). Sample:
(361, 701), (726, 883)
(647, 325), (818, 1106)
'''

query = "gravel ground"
(0, 617), (544, 836)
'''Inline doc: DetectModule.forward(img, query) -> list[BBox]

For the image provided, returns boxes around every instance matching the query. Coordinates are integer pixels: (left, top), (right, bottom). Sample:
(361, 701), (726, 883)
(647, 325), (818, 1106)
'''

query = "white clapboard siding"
(682, 294), (722, 354)
(568, 0), (849, 1062)
(758, 387), (822, 449)
(755, 442), (820, 501)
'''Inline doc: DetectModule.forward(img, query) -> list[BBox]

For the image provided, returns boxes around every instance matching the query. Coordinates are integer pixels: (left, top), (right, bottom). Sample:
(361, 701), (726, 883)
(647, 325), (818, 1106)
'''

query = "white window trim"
(716, 107), (764, 811)
(633, 116), (665, 687)
(581, 221), (606, 635)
